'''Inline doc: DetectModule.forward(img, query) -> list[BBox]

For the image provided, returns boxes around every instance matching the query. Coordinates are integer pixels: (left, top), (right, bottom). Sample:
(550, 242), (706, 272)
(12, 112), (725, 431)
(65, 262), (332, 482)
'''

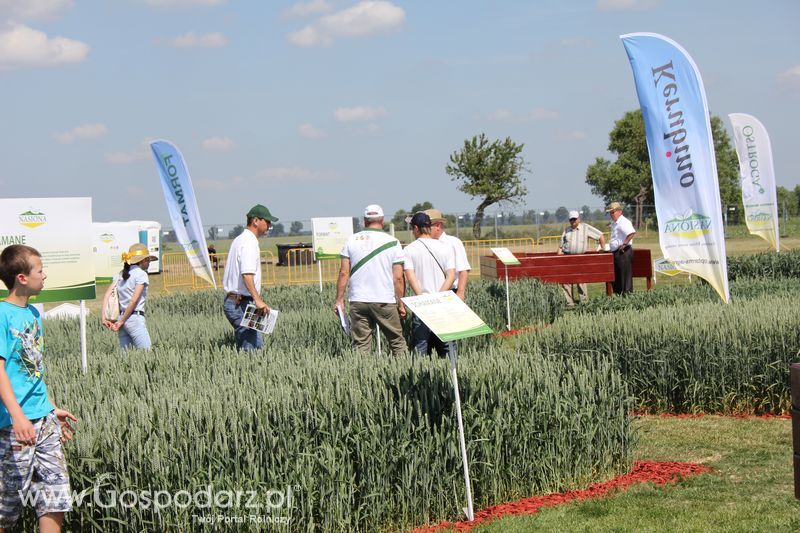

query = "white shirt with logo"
(223, 229), (261, 294)
(438, 232), (471, 289)
(340, 229), (404, 303)
(404, 237), (455, 294)
(609, 215), (636, 251)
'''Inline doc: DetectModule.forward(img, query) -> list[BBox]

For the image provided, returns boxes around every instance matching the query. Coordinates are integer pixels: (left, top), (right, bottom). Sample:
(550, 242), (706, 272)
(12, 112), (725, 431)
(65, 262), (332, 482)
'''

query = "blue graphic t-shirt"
(0, 301), (53, 429)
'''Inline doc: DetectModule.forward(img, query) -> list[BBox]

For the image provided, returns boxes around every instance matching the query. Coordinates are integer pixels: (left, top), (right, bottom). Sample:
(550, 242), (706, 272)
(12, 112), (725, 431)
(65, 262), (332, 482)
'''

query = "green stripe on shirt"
(350, 241), (398, 276)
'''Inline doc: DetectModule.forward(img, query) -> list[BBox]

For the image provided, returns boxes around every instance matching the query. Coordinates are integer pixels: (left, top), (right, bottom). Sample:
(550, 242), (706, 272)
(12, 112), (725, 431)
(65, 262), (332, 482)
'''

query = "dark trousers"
(612, 246), (634, 295)
(411, 315), (455, 359)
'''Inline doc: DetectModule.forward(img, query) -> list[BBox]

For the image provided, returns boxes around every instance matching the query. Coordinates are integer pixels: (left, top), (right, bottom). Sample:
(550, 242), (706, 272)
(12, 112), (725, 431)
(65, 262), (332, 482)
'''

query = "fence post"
(791, 362), (800, 500)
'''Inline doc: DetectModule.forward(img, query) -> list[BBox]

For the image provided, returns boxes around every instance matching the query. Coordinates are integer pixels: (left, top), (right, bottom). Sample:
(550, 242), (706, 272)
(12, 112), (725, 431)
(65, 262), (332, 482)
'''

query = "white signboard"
(490, 247), (521, 265)
(92, 222), (141, 282)
(0, 198), (96, 303)
(402, 291), (492, 342)
(312, 217), (354, 260)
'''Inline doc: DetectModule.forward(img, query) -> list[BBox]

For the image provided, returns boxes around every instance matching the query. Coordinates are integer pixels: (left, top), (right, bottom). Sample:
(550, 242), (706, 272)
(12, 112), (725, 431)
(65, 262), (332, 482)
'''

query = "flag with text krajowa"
(150, 140), (216, 288)
(621, 32), (729, 302)
(728, 113), (780, 252)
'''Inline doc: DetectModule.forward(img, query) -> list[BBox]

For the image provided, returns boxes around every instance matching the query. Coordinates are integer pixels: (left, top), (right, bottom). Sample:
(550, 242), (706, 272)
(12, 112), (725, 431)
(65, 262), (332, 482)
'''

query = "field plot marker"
(401, 292), (493, 522)
(490, 248), (521, 331)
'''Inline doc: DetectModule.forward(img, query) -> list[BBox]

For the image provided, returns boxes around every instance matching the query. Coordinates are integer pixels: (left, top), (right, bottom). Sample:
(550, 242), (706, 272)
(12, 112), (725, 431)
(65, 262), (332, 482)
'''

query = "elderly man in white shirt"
(557, 210), (606, 306)
(606, 202), (636, 295)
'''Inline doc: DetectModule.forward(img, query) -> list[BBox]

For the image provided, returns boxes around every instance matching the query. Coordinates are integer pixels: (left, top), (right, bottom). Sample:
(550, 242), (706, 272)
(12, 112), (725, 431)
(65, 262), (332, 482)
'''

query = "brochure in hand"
(336, 305), (350, 336)
(240, 303), (279, 334)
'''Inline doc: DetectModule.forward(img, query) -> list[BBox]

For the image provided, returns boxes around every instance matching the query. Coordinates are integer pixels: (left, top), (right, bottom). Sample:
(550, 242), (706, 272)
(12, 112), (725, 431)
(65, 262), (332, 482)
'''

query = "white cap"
(364, 204), (384, 218)
(568, 210), (580, 220)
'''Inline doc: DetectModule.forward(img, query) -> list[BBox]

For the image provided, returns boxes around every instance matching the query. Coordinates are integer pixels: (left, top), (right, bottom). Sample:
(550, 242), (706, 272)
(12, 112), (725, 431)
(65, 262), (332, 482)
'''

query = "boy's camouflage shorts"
(0, 411), (72, 527)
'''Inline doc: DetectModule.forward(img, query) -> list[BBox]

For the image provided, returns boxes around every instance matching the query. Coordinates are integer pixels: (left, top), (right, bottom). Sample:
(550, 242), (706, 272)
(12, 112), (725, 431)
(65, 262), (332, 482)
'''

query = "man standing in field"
(557, 210), (606, 306)
(425, 208), (471, 301)
(333, 204), (407, 356)
(222, 204), (278, 350)
(403, 212), (455, 357)
(607, 202), (636, 295)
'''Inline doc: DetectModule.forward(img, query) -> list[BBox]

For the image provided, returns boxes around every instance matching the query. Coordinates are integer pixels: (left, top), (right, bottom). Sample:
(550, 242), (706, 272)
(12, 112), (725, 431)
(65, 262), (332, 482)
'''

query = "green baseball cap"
(247, 204), (279, 222)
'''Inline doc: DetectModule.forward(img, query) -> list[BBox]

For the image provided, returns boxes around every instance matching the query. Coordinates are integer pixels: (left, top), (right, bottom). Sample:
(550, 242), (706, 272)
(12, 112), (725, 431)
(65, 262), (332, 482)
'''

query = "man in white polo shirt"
(404, 212), (455, 357)
(334, 204), (407, 356)
(222, 204), (278, 350)
(606, 201), (636, 295)
(425, 208), (471, 301)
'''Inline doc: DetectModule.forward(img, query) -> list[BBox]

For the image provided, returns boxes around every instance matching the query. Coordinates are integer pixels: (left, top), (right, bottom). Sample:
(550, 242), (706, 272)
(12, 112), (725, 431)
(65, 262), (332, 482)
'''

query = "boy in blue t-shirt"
(0, 245), (77, 532)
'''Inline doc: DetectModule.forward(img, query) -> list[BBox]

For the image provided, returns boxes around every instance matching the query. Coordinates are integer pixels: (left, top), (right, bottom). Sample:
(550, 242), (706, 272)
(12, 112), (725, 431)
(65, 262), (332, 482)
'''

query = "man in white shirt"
(606, 202), (636, 295)
(222, 204), (277, 350)
(425, 208), (471, 301)
(334, 204), (407, 356)
(403, 212), (455, 357)
(557, 210), (606, 306)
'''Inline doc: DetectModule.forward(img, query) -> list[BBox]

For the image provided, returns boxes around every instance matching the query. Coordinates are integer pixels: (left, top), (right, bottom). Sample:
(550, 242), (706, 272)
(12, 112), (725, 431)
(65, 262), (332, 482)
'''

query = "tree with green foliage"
(410, 201), (433, 213)
(777, 186), (799, 217)
(391, 209), (407, 228)
(289, 221), (304, 236)
(555, 206), (569, 222)
(586, 110), (740, 228)
(391, 202), (434, 229)
(228, 225), (244, 239)
(446, 134), (529, 238)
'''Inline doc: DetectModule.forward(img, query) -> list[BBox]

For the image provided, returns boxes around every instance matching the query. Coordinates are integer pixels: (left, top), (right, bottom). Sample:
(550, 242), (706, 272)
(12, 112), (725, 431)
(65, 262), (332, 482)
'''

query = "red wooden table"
(480, 249), (652, 295)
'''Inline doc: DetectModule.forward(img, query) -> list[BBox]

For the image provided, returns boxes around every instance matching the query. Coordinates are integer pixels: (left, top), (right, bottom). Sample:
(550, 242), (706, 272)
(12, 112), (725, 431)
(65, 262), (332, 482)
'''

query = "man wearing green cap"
(222, 204), (278, 350)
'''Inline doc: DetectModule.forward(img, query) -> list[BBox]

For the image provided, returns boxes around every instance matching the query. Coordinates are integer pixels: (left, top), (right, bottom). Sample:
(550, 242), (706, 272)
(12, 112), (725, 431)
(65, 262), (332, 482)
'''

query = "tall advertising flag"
(621, 33), (729, 302)
(149, 140), (216, 288)
(728, 113), (780, 252)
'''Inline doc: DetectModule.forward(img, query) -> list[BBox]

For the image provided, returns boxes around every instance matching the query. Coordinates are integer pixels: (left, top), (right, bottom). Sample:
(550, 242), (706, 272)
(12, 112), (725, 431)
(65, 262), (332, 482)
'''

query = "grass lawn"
(476, 416), (800, 532)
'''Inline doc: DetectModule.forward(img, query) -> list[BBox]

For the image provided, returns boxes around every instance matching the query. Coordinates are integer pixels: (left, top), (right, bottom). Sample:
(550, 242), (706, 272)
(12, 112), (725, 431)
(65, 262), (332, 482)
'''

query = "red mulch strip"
(496, 324), (550, 337)
(412, 460), (710, 532)
(631, 412), (790, 420)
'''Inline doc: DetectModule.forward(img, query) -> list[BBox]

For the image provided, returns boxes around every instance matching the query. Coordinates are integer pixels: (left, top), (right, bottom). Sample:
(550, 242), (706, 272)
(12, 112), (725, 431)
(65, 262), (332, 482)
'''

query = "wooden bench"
(480, 249), (652, 295)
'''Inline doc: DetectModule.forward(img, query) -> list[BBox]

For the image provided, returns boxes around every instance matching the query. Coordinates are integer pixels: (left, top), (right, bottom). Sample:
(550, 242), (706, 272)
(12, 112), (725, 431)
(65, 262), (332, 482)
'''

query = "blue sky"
(1, 0), (798, 228)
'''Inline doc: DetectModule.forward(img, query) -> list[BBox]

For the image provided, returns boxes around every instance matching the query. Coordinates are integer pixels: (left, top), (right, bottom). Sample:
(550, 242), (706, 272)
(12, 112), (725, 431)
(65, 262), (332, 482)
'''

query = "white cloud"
(0, 23), (88, 70)
(778, 65), (800, 90)
(596, 0), (658, 11)
(486, 108), (559, 122)
(288, 0), (405, 47)
(334, 105), (387, 122)
(202, 137), (235, 151)
(169, 31), (227, 48)
(284, 0), (333, 18)
(298, 123), (325, 139)
(0, 0), (73, 20)
(487, 109), (514, 121)
(105, 140), (151, 165)
(52, 123), (108, 144)
(144, 0), (225, 7)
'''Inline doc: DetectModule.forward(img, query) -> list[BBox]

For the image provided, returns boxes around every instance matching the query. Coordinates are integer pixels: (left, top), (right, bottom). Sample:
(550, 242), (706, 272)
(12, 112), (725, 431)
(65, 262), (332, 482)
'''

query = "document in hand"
(336, 305), (351, 336)
(240, 303), (279, 334)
